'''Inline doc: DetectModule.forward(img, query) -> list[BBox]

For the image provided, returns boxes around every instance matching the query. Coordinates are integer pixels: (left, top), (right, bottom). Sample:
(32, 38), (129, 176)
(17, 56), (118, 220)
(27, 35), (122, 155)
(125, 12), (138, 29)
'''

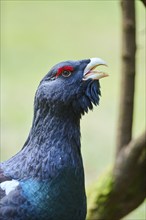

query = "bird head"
(35, 58), (108, 116)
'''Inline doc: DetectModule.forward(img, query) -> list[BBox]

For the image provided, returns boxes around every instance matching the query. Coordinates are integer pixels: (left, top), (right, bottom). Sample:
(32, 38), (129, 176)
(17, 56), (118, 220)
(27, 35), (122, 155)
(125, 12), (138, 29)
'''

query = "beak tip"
(89, 58), (108, 68)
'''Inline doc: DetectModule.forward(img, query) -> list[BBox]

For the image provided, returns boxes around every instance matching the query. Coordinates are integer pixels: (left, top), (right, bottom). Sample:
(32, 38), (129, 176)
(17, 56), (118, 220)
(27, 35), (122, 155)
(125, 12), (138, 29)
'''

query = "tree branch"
(87, 1), (145, 219)
(87, 132), (146, 220)
(140, 0), (146, 7)
(115, 131), (146, 167)
(114, 131), (146, 188)
(116, 0), (136, 154)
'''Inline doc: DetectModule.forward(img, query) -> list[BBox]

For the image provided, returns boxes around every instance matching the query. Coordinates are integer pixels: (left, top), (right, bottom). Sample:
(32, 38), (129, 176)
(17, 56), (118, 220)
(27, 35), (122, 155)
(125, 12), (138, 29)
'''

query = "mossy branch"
(87, 132), (146, 220)
(87, 1), (145, 219)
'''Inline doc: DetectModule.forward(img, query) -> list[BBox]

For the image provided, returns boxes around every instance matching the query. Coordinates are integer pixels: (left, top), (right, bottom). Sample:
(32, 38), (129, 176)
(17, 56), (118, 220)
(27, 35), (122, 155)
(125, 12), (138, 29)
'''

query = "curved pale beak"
(83, 58), (109, 81)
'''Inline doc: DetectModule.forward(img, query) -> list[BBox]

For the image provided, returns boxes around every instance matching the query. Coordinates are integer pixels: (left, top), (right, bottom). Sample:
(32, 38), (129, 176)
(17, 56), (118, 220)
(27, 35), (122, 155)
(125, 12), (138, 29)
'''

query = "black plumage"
(0, 58), (108, 220)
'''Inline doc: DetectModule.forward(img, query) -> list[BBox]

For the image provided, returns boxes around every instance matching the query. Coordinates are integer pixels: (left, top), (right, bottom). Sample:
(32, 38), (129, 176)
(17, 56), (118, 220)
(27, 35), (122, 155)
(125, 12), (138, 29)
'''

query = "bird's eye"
(62, 70), (72, 77)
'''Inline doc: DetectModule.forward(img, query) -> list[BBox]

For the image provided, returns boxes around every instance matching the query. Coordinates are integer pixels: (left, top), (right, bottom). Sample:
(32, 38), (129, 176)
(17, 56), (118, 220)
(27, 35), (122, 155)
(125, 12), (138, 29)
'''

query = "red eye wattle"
(56, 66), (74, 77)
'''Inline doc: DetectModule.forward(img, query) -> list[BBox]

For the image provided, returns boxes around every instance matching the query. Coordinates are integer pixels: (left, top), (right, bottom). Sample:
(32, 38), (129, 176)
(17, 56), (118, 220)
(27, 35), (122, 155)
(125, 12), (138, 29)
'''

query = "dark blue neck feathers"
(2, 103), (82, 180)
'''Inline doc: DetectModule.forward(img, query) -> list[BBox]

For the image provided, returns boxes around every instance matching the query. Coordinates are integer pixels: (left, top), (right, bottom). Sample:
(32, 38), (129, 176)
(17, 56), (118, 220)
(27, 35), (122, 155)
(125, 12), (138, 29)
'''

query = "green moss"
(87, 167), (115, 219)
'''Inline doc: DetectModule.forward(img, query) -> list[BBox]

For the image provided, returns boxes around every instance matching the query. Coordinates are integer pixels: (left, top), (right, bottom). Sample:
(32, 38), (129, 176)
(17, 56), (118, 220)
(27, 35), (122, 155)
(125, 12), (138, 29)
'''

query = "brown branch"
(87, 1), (145, 219)
(116, 0), (136, 154)
(87, 132), (146, 220)
(112, 131), (146, 218)
(114, 131), (146, 186)
(140, 0), (146, 7)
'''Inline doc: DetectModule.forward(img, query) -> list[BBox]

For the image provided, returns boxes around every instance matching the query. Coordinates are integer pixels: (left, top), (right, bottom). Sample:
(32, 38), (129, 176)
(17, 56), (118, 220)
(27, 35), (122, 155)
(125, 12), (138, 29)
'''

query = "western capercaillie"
(0, 58), (108, 220)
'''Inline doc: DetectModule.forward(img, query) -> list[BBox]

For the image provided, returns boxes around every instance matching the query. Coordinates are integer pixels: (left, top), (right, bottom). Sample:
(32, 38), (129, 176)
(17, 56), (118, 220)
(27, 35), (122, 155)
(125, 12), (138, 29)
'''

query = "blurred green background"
(1, 1), (145, 219)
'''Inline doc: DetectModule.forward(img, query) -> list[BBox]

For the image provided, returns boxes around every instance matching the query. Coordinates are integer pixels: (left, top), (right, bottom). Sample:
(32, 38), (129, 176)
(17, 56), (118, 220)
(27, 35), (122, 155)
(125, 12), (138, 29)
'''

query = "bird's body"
(0, 58), (108, 220)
